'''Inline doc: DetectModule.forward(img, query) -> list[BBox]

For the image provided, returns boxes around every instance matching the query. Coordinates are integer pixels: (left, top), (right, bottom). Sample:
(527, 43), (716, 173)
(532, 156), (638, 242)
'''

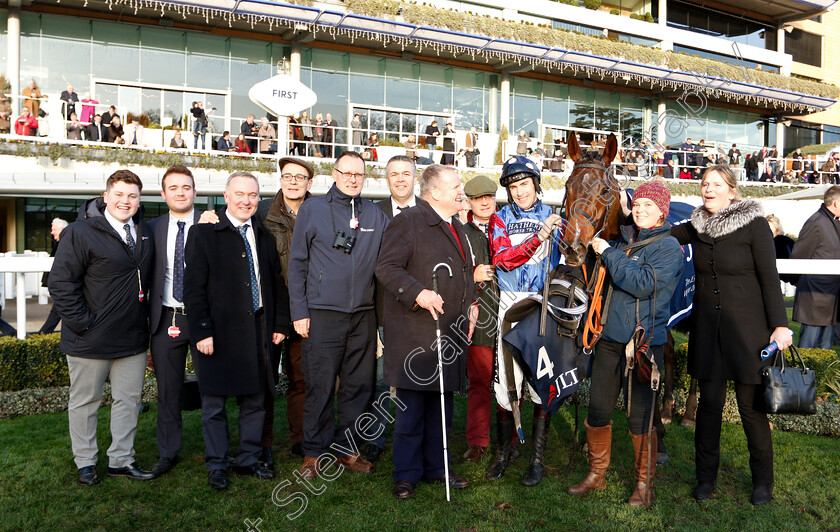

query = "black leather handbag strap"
(772, 344), (809, 374)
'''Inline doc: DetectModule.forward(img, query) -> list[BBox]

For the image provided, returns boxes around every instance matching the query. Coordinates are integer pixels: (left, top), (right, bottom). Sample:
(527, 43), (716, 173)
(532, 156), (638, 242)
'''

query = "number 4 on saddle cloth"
(501, 268), (589, 415)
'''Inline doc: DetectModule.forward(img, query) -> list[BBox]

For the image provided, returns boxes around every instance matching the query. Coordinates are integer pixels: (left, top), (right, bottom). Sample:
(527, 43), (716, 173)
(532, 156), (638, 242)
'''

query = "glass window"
(419, 63), (450, 114)
(20, 12), (44, 86)
(619, 94), (644, 140)
(186, 34), (228, 90)
(823, 125), (840, 145)
(119, 85), (141, 117)
(512, 78), (540, 137)
(595, 91), (619, 133)
(787, 29), (822, 67)
(542, 82), (569, 129)
(569, 86), (593, 130)
(349, 54), (383, 106)
(40, 14), (92, 95)
(230, 38), (271, 122)
(140, 88), (161, 123)
(139, 27), (185, 86)
(163, 89), (185, 128)
(452, 69), (485, 131)
(385, 59), (419, 110)
(0, 9), (7, 76)
(92, 20), (140, 83)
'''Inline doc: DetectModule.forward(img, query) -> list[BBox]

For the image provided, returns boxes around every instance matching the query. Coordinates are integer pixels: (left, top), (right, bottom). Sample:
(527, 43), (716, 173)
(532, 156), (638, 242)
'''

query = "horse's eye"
(600, 187), (610, 196)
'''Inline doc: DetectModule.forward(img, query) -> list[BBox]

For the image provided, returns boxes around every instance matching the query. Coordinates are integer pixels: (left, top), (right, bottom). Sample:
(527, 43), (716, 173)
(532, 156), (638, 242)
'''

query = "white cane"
(432, 262), (453, 502)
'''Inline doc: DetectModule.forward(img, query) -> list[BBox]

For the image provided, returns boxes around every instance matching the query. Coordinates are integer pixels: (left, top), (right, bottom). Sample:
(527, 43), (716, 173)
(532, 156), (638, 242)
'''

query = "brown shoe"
(428, 473), (470, 489)
(568, 420), (612, 495)
(463, 445), (487, 463)
(299, 456), (319, 480)
(393, 480), (416, 499)
(337, 452), (374, 474)
(628, 431), (656, 508)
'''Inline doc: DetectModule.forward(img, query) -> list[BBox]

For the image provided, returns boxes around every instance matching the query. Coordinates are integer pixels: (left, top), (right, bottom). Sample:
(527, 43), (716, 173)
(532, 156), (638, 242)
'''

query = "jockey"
(486, 155), (562, 487)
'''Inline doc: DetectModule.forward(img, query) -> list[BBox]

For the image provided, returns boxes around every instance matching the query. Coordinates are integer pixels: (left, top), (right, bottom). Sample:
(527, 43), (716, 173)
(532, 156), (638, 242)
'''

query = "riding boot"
(486, 409), (517, 480)
(568, 420), (612, 494)
(522, 405), (551, 487)
(629, 431), (656, 507)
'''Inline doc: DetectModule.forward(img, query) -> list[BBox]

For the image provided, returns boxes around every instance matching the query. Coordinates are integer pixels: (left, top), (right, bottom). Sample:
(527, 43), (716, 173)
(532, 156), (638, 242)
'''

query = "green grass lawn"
(2, 392), (840, 532)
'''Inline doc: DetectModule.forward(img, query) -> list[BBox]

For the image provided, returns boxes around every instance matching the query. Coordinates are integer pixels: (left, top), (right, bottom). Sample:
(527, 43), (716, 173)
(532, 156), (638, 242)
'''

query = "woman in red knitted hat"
(568, 179), (684, 508)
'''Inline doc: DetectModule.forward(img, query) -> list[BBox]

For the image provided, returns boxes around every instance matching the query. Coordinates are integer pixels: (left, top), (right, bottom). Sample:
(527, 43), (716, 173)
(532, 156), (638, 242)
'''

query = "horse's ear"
(567, 130), (582, 162)
(603, 134), (618, 166)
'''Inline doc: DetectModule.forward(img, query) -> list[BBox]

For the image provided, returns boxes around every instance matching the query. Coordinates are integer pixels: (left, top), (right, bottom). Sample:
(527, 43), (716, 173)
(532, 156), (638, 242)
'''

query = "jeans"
(193, 122), (206, 149)
(798, 324), (834, 350)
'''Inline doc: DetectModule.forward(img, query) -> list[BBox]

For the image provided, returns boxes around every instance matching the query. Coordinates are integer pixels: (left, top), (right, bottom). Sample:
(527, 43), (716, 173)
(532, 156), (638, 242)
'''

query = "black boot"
(522, 405), (551, 487)
(486, 409), (516, 481)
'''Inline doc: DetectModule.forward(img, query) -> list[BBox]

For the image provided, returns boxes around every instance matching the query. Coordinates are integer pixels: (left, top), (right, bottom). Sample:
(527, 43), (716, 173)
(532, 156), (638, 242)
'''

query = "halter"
(561, 160), (616, 241)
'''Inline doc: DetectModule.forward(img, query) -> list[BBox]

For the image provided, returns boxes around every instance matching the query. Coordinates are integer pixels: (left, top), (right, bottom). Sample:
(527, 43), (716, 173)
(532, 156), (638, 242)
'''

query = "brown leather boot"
(568, 420), (612, 495)
(629, 431), (656, 507)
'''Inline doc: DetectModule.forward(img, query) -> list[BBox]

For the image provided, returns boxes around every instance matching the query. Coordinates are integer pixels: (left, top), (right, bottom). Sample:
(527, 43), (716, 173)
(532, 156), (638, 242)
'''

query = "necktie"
(124, 223), (136, 257)
(238, 225), (260, 312)
(173, 221), (185, 303)
(396, 205), (407, 213)
(447, 222), (465, 261)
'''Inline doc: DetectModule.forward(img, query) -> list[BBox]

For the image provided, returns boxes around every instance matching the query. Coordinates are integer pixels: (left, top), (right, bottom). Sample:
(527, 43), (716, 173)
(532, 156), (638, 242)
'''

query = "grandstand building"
(0, 0), (838, 252)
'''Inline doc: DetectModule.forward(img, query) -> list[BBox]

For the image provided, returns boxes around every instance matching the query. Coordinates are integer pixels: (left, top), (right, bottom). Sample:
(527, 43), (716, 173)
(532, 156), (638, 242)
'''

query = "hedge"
(0, 334), (69, 392)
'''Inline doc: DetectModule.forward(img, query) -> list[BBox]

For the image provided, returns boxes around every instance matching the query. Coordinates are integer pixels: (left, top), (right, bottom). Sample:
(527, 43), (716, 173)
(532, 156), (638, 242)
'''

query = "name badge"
(168, 326), (181, 338)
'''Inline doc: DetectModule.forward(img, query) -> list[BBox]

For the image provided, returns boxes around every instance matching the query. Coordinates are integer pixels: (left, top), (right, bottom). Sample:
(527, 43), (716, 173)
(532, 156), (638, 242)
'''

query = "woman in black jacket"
(670, 165), (793, 506)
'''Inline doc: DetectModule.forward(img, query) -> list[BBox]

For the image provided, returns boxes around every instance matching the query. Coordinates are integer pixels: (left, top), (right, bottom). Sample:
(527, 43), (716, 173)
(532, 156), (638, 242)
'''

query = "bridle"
(561, 160), (616, 244)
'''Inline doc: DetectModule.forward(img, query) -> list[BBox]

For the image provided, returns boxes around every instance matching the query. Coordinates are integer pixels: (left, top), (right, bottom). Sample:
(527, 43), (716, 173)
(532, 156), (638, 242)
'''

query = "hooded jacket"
(288, 183), (389, 320)
(599, 222), (684, 346)
(48, 198), (153, 358)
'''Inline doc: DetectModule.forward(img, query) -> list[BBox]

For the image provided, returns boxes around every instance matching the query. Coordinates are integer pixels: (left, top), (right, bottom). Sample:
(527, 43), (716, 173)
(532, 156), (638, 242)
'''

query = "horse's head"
(561, 131), (622, 267)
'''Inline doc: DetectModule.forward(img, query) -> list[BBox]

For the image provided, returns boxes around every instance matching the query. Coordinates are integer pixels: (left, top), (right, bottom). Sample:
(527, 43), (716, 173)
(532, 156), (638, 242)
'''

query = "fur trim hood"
(690, 199), (764, 239)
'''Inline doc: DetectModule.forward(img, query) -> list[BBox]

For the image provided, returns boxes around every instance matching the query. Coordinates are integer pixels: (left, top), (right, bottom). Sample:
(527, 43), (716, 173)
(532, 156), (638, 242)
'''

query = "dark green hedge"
(673, 343), (838, 394)
(0, 334), (68, 392)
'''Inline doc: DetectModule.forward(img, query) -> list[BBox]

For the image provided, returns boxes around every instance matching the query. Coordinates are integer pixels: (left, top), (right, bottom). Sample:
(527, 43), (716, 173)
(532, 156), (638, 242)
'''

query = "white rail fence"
(1, 256), (838, 340)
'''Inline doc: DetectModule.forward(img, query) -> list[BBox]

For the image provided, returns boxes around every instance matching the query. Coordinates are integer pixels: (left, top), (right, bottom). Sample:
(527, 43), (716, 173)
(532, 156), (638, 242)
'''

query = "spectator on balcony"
(662, 157), (676, 179)
(14, 106), (38, 136)
(85, 114), (108, 142)
(679, 137), (693, 168)
(768, 145), (779, 177)
(170, 130), (187, 149)
(351, 113), (363, 151)
(745, 153), (758, 181)
(323, 113), (337, 158)
(404, 134), (417, 161)
(101, 106), (118, 129)
(425, 120), (440, 161)
(516, 130), (529, 157)
(66, 112), (84, 141)
(728, 144), (742, 167)
(60, 83), (80, 120)
(442, 122), (456, 165)
(217, 130), (234, 152)
(313, 112), (324, 157)
(80, 94), (99, 124)
(241, 114), (258, 154)
(109, 116), (125, 144)
(0, 93), (11, 134)
(235, 132), (251, 154)
(300, 111), (313, 156)
(258, 117), (276, 154)
(23, 79), (43, 120)
(791, 148), (804, 179)
(123, 116), (146, 147)
(363, 132), (379, 162)
(191, 102), (208, 150)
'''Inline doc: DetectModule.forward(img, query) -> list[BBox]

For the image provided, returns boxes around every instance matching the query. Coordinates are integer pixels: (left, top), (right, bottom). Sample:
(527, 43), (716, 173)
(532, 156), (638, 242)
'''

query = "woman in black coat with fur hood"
(670, 165), (793, 506)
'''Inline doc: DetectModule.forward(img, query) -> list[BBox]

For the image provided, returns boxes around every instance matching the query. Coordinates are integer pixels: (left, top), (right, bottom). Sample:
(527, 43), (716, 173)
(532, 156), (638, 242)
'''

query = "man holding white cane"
(376, 164), (478, 500)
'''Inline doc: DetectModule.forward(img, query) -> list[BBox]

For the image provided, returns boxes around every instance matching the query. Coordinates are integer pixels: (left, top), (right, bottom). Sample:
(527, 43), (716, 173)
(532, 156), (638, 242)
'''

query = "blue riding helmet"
(500, 156), (541, 187)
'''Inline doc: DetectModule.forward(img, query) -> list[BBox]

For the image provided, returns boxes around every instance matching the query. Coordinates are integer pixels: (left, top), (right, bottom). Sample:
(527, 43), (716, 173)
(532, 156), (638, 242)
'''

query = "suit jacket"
(376, 198), (476, 392)
(790, 204), (840, 326)
(184, 214), (291, 396)
(148, 210), (202, 336)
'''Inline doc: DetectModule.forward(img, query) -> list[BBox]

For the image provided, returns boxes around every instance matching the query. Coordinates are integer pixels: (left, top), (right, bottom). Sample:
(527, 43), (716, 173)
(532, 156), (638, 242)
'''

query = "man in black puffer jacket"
(49, 170), (155, 486)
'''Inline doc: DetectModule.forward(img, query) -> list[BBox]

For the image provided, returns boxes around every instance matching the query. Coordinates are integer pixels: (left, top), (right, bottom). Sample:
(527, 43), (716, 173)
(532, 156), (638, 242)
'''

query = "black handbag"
(760, 345), (816, 415)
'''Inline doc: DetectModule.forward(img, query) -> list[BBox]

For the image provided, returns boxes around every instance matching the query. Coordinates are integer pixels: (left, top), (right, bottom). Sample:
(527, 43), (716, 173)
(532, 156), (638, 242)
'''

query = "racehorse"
(558, 131), (697, 441)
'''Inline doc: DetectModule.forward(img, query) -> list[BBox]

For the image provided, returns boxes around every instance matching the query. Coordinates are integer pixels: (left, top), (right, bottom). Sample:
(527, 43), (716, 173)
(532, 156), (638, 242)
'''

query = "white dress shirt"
(391, 195), (417, 216)
(225, 210), (262, 309)
(162, 210), (194, 308)
(104, 209), (135, 245)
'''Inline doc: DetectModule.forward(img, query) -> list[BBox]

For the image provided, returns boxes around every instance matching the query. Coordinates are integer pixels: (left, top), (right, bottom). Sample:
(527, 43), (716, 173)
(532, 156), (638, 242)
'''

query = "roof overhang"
(684, 0), (836, 24)
(39, 0), (838, 114)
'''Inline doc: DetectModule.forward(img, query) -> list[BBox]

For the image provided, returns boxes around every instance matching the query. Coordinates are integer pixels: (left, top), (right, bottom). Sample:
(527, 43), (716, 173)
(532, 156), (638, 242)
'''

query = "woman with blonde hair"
(23, 79), (43, 119)
(670, 165), (792, 506)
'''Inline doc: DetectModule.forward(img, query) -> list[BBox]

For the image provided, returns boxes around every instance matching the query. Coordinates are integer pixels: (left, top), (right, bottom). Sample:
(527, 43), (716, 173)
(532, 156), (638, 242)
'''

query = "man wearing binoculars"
(288, 150), (390, 480)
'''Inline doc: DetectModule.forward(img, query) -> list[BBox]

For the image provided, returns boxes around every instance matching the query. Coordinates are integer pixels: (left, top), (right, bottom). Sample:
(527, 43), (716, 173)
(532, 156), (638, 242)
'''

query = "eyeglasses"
(335, 169), (365, 181)
(281, 173), (310, 183)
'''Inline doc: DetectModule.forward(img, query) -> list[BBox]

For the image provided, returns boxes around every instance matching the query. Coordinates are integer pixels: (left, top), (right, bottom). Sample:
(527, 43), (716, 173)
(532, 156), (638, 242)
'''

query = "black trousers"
(392, 388), (453, 484)
(150, 309), (192, 459)
(587, 340), (663, 435)
(200, 311), (266, 471)
(695, 370), (773, 487)
(301, 309), (376, 458)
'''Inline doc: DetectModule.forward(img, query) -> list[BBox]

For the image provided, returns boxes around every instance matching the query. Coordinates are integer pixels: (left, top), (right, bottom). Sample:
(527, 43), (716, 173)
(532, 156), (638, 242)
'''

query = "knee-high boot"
(522, 404), (550, 487)
(485, 409), (518, 480)
(568, 420), (612, 494)
(629, 430), (656, 507)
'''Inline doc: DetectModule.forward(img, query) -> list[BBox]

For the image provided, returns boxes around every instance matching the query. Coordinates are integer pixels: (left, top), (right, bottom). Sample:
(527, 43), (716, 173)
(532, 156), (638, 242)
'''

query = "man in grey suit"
(147, 165), (215, 476)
